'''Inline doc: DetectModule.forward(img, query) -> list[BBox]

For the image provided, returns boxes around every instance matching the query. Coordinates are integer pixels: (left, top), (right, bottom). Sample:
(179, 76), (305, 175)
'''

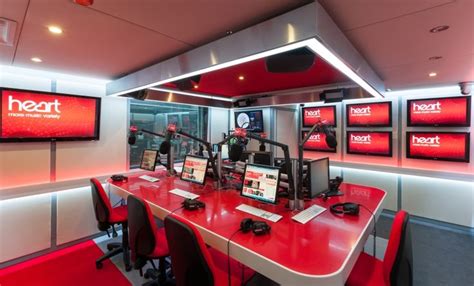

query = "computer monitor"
(241, 164), (281, 204)
(180, 155), (209, 185)
(306, 157), (329, 198)
(140, 149), (159, 171)
(221, 144), (229, 160)
(240, 151), (273, 166)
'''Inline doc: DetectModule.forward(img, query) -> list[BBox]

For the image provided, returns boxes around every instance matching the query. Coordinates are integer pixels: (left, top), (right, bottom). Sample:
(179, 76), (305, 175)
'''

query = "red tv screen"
(1, 89), (101, 142)
(407, 96), (471, 127)
(406, 132), (470, 163)
(302, 131), (336, 153)
(346, 131), (392, 157)
(346, 101), (392, 127)
(302, 106), (336, 127)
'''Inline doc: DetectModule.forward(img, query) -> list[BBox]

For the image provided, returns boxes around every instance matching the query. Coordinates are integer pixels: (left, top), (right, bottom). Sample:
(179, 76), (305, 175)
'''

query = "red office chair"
(164, 214), (255, 286)
(127, 195), (170, 284)
(346, 210), (413, 286)
(90, 178), (131, 270)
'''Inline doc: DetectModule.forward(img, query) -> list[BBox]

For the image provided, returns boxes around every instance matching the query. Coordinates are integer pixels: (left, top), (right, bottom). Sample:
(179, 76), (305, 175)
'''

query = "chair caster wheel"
(96, 262), (103, 269)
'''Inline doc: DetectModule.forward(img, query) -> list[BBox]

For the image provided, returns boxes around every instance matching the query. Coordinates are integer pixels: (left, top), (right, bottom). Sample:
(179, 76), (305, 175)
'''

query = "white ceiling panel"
(12, 0), (192, 78)
(90, 0), (308, 46)
(0, 0), (29, 65)
(319, 0), (454, 31)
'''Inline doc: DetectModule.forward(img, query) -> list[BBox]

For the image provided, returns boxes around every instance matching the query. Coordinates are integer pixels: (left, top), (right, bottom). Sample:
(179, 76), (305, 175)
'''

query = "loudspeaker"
(175, 75), (201, 91)
(265, 47), (315, 73)
(128, 89), (148, 100)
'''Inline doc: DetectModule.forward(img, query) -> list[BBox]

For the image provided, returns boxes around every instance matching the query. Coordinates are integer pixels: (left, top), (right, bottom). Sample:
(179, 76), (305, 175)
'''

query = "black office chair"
(90, 178), (131, 271)
(127, 195), (170, 285)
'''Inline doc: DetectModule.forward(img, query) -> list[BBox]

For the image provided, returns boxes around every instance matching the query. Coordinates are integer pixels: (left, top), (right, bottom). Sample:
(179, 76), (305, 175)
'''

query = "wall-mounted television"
(302, 131), (336, 153)
(346, 131), (392, 157)
(0, 88), (101, 142)
(346, 101), (392, 127)
(302, 106), (337, 128)
(407, 96), (471, 127)
(234, 110), (264, 132)
(406, 132), (470, 163)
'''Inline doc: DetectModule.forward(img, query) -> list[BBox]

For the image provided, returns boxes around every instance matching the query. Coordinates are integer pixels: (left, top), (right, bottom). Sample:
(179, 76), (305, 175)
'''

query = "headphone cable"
(359, 204), (377, 258)
(227, 229), (242, 286)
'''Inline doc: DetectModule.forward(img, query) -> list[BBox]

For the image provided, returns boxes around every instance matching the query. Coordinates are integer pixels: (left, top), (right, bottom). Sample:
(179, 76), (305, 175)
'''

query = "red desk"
(109, 171), (386, 286)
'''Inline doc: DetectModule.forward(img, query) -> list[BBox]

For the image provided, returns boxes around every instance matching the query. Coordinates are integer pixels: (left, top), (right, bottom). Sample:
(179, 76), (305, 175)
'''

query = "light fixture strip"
(110, 38), (383, 99)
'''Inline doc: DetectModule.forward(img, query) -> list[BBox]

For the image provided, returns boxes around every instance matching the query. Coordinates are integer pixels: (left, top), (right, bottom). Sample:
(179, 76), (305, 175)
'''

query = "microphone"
(159, 124), (176, 154)
(128, 126), (138, 145)
(317, 120), (337, 149)
(229, 143), (243, 162)
(259, 142), (266, 152)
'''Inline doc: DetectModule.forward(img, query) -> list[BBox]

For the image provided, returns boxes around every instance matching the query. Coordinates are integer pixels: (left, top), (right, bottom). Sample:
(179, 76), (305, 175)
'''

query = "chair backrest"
(383, 210), (413, 286)
(164, 214), (216, 286)
(90, 178), (112, 226)
(127, 195), (158, 266)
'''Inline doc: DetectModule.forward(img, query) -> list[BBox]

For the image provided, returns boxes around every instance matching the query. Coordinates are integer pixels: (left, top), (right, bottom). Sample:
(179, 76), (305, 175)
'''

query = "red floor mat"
(0, 240), (131, 286)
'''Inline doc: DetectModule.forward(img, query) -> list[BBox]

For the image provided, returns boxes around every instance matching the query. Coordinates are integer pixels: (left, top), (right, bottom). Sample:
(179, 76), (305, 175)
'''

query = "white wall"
(209, 108), (229, 143)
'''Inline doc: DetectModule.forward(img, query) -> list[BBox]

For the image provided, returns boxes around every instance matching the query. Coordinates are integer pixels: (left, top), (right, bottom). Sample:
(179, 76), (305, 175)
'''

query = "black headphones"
(240, 218), (271, 235)
(182, 199), (205, 210)
(330, 202), (360, 215)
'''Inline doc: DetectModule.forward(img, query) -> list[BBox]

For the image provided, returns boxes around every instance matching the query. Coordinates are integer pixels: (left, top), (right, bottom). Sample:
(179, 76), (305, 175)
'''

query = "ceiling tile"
(319, 0), (454, 31)
(0, 0), (29, 65)
(12, 0), (191, 78)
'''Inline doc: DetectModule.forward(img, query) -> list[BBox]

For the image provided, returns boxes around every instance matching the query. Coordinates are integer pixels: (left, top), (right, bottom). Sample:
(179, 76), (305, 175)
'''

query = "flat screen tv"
(234, 110), (264, 132)
(0, 88), (101, 142)
(407, 96), (471, 127)
(302, 105), (337, 127)
(406, 132), (470, 163)
(346, 131), (392, 157)
(346, 101), (392, 127)
(302, 131), (337, 153)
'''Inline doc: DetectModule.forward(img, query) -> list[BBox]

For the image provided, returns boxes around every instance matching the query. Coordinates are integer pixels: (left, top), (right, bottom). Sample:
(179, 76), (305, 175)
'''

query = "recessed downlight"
(48, 25), (63, 34)
(238, 75), (245, 80)
(193, 85), (199, 89)
(429, 25), (449, 33)
(429, 56), (443, 61)
(31, 57), (42, 63)
(429, 72), (437, 77)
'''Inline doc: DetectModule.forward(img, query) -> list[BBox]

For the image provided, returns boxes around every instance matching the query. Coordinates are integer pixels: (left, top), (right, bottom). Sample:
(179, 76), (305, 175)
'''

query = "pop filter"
(128, 126), (138, 145)
(229, 144), (243, 162)
(159, 141), (171, 154)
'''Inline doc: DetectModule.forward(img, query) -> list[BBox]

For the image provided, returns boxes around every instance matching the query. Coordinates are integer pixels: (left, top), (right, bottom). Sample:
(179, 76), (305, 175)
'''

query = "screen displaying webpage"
(241, 164), (280, 204)
(181, 155), (209, 185)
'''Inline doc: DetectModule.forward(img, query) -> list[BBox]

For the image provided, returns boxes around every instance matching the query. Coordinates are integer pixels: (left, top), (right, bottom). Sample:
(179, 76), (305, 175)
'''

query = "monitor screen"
(302, 106), (337, 127)
(346, 131), (393, 157)
(234, 110), (264, 132)
(1, 88), (101, 142)
(406, 132), (470, 163)
(140, 149), (159, 171)
(241, 164), (280, 204)
(240, 151), (273, 166)
(346, 101), (392, 127)
(181, 155), (209, 185)
(407, 96), (471, 127)
(221, 144), (229, 160)
(302, 131), (337, 152)
(308, 158), (329, 198)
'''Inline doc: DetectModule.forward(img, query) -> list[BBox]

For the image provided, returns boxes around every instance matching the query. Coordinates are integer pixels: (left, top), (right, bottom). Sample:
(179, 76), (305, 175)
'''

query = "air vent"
(0, 18), (17, 46)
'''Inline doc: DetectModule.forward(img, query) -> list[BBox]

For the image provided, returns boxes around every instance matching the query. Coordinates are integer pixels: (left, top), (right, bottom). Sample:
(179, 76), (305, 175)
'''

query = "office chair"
(90, 178), (131, 271)
(346, 210), (413, 286)
(164, 214), (255, 286)
(127, 195), (170, 285)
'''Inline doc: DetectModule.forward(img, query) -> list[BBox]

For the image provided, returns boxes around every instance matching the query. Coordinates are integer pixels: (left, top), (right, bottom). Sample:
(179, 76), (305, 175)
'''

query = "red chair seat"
(149, 228), (170, 258)
(109, 205), (128, 224)
(208, 248), (255, 286)
(346, 252), (386, 286)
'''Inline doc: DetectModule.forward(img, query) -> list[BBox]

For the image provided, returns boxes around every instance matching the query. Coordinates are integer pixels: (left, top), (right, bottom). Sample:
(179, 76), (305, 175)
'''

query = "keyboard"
(291, 204), (326, 224)
(169, 188), (200, 200)
(235, 204), (282, 223)
(139, 175), (160, 182)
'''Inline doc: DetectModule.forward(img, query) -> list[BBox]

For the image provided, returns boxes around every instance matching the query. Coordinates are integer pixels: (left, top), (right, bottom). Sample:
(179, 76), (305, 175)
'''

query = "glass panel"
(129, 99), (208, 169)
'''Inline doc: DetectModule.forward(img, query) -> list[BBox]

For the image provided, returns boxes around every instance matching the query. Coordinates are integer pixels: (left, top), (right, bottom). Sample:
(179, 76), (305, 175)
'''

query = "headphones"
(240, 218), (271, 235)
(330, 202), (360, 215)
(182, 199), (205, 210)
(111, 174), (128, 182)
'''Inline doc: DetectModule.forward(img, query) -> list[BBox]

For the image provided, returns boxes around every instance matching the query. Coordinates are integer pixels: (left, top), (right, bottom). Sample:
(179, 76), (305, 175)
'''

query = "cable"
(169, 205), (184, 215)
(359, 204), (377, 258)
(227, 229), (241, 286)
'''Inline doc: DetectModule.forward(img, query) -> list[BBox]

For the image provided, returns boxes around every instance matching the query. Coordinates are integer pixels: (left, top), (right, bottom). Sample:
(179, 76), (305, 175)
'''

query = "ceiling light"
(48, 26), (63, 34)
(238, 75), (245, 80)
(193, 85), (199, 89)
(31, 57), (42, 63)
(428, 56), (442, 61)
(429, 25), (449, 33)
(429, 72), (437, 77)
